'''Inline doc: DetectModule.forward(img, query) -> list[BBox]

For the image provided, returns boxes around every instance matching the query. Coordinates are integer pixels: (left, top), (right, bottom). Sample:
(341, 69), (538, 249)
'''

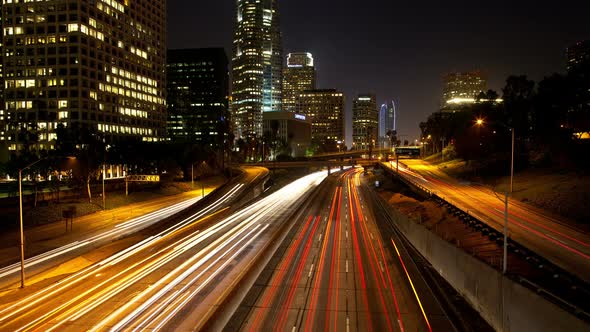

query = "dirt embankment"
(431, 158), (590, 225)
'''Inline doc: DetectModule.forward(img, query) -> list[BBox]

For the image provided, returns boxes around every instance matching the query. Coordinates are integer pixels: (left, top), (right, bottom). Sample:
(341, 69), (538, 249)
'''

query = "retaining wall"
(382, 198), (588, 332)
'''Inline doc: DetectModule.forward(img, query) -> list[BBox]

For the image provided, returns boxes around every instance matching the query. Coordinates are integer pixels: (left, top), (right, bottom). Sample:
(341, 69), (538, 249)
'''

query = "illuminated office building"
(282, 52), (315, 112)
(0, 0), (167, 152)
(352, 94), (378, 150)
(167, 48), (229, 148)
(232, 0), (283, 139)
(296, 89), (344, 148)
(566, 40), (590, 72)
(441, 71), (487, 106)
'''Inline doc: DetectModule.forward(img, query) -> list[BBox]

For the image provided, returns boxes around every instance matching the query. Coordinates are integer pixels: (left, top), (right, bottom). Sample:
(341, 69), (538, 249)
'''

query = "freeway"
(384, 159), (590, 282)
(0, 169), (326, 331)
(235, 168), (452, 331)
(0, 166), (267, 288)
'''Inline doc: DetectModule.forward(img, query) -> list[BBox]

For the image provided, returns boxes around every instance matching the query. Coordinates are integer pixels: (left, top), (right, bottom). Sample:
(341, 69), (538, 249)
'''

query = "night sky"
(168, 0), (590, 145)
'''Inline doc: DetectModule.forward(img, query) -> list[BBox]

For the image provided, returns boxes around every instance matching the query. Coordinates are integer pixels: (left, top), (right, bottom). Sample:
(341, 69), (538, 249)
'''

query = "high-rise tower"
(1, 0), (167, 152)
(379, 101), (397, 148)
(232, 0), (283, 139)
(167, 48), (229, 148)
(353, 94), (378, 150)
(283, 52), (315, 112)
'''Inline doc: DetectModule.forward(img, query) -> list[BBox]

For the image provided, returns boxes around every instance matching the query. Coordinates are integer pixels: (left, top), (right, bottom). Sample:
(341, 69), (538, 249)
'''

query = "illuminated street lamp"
(475, 118), (514, 193)
(476, 117), (514, 274)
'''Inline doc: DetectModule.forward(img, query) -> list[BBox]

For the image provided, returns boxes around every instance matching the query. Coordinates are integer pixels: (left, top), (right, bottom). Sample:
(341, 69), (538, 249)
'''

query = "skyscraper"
(167, 48), (229, 148)
(232, 0), (283, 139)
(441, 71), (487, 106)
(379, 101), (397, 148)
(283, 52), (315, 112)
(566, 40), (590, 72)
(297, 89), (344, 151)
(1, 0), (167, 152)
(353, 94), (378, 150)
(379, 101), (396, 137)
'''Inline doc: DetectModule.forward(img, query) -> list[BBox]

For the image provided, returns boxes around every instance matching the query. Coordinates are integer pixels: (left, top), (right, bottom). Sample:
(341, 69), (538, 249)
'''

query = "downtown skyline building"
(352, 94), (378, 150)
(1, 0), (167, 153)
(441, 71), (487, 107)
(166, 48), (229, 148)
(379, 100), (397, 148)
(566, 40), (590, 72)
(296, 89), (344, 151)
(232, 0), (283, 139)
(282, 52), (315, 112)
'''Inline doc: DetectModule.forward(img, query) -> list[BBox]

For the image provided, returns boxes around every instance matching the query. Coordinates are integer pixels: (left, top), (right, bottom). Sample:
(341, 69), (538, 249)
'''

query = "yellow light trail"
(390, 238), (432, 332)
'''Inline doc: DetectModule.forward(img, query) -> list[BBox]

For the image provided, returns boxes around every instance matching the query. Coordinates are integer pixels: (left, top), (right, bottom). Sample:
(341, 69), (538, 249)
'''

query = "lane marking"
(308, 264), (314, 278)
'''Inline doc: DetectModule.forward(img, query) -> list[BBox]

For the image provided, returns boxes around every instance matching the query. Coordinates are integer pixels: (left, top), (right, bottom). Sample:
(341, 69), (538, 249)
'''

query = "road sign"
(126, 175), (160, 182)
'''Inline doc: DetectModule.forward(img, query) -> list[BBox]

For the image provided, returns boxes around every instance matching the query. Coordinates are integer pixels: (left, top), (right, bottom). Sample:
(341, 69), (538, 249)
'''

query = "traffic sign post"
(125, 175), (160, 196)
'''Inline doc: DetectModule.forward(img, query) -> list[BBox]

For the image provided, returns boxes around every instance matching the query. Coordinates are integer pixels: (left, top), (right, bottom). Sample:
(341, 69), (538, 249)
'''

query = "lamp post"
(476, 118), (515, 274)
(191, 161), (205, 198)
(18, 157), (48, 288)
(476, 118), (514, 194)
(102, 163), (106, 210)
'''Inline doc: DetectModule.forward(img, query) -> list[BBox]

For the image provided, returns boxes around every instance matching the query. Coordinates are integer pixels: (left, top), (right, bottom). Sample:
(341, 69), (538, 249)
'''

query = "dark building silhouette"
(167, 48), (229, 148)
(566, 40), (590, 72)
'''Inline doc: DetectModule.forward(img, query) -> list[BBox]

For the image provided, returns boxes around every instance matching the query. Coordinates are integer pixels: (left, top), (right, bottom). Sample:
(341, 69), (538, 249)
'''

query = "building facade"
(352, 94), (378, 150)
(232, 0), (283, 139)
(282, 52), (315, 112)
(262, 110), (310, 157)
(379, 100), (396, 148)
(167, 48), (229, 148)
(566, 40), (590, 72)
(441, 71), (486, 107)
(296, 89), (344, 151)
(1, 0), (167, 152)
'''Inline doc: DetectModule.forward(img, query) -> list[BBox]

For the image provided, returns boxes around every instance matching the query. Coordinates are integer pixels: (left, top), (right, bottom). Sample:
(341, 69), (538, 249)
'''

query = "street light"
(476, 118), (515, 274)
(191, 161), (205, 198)
(475, 118), (514, 193)
(18, 156), (74, 288)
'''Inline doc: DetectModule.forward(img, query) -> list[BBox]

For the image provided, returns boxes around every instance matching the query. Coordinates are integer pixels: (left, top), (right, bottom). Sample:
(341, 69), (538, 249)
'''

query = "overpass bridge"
(244, 159), (380, 173)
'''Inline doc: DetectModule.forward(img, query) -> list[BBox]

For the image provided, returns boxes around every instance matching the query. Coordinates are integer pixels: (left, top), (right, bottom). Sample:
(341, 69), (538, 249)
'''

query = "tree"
(502, 75), (535, 137)
(55, 123), (105, 203)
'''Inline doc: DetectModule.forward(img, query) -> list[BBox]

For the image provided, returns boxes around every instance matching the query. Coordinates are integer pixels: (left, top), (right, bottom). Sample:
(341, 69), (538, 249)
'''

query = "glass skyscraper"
(232, 0), (283, 139)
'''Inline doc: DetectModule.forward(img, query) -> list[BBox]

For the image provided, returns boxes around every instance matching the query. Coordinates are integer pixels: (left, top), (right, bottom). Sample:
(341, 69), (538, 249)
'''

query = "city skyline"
(168, 0), (590, 142)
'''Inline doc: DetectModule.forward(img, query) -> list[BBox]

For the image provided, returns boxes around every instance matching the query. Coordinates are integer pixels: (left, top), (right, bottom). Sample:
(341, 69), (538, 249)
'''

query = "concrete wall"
(381, 199), (588, 332)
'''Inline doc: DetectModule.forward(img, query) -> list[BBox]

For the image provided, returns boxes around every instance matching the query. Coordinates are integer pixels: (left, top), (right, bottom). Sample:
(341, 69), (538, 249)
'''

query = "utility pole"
(18, 169), (25, 288)
(503, 190), (509, 274)
(102, 163), (106, 210)
(510, 129), (515, 194)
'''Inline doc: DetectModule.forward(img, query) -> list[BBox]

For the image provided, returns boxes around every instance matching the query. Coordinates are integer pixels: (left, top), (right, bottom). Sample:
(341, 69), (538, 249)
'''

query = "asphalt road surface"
(237, 168), (445, 332)
(0, 169), (326, 331)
